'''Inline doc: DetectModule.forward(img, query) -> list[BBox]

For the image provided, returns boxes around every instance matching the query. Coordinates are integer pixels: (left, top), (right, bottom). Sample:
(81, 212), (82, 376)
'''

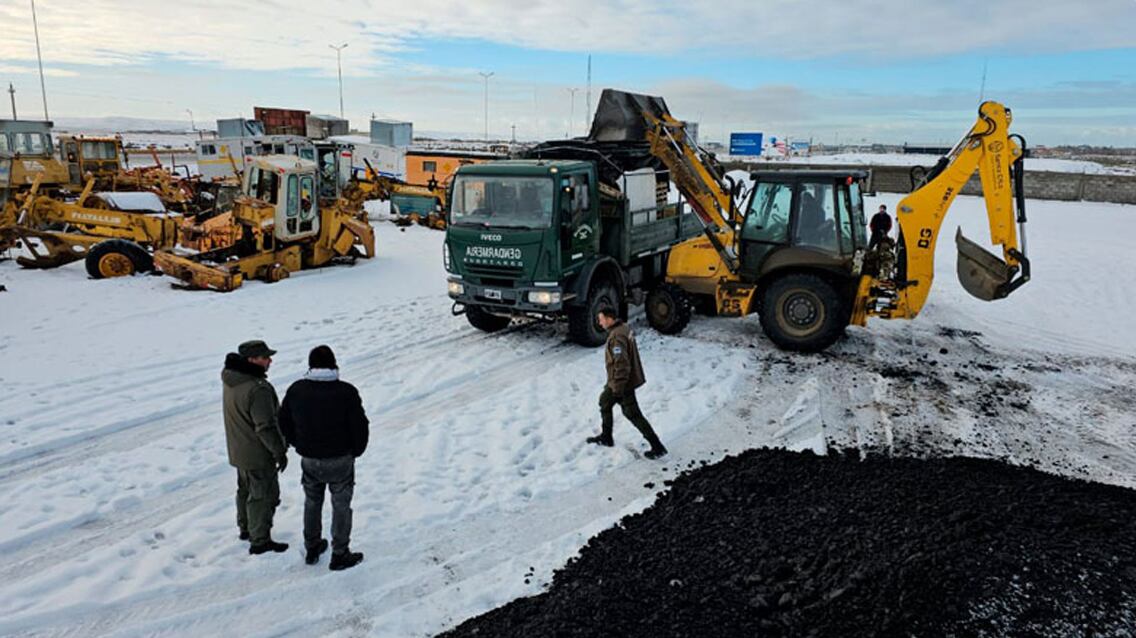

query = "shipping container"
(306, 114), (349, 140)
(253, 106), (309, 136)
(216, 118), (265, 138)
(370, 119), (413, 147)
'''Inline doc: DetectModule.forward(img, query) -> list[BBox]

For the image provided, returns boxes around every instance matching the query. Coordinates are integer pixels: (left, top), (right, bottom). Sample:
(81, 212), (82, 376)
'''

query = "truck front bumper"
(447, 277), (572, 314)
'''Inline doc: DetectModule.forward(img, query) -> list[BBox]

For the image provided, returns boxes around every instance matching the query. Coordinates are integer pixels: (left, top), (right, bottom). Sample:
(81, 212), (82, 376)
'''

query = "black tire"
(465, 304), (512, 333)
(568, 279), (621, 347)
(646, 283), (692, 335)
(758, 274), (848, 352)
(85, 239), (151, 279)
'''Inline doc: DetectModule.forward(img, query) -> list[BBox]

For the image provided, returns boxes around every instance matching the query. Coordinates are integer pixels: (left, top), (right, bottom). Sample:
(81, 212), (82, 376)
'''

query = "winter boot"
(249, 540), (289, 555)
(305, 539), (329, 565)
(644, 446), (668, 460)
(586, 434), (614, 447)
(329, 550), (365, 571)
(239, 530), (250, 541)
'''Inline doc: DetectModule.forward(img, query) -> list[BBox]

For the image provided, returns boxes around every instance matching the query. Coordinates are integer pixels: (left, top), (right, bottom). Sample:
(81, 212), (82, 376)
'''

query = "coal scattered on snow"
(440, 449), (1136, 637)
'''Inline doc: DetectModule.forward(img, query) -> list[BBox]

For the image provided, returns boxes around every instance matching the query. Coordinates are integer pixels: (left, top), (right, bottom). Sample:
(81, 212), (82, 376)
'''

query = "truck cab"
(445, 157), (699, 345)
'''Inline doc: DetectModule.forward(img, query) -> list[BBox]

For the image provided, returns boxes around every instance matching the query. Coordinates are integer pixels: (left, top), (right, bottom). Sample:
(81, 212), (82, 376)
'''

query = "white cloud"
(0, 0), (1133, 73)
(0, 64), (78, 78)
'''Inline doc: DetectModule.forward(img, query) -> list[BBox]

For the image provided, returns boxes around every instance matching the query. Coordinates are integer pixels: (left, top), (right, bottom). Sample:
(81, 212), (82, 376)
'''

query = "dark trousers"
(599, 387), (664, 450)
(301, 456), (355, 556)
(868, 229), (888, 251)
(236, 468), (280, 545)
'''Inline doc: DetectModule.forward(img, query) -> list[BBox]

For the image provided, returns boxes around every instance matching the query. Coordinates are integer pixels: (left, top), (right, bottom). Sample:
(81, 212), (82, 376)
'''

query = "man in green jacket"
(223, 340), (290, 554)
(586, 307), (668, 460)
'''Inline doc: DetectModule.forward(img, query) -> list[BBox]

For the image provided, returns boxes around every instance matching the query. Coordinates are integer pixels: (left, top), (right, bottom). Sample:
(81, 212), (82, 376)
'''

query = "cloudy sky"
(1, 0), (1134, 145)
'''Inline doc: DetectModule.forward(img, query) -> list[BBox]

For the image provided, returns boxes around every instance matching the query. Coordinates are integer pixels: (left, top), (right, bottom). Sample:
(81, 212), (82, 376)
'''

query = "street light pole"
(30, 0), (48, 120)
(478, 71), (494, 141)
(566, 88), (579, 137)
(329, 43), (348, 119)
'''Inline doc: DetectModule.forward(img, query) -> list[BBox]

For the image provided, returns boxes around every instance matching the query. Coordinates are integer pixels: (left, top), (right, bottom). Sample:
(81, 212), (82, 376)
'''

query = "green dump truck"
(444, 140), (701, 346)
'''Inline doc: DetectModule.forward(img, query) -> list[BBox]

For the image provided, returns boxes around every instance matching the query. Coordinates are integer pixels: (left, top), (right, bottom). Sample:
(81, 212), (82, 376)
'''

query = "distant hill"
(52, 116), (194, 134)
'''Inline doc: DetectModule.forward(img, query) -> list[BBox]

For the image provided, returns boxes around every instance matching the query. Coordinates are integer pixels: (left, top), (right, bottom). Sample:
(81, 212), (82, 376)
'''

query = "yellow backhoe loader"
(589, 90), (1030, 351)
(153, 155), (378, 291)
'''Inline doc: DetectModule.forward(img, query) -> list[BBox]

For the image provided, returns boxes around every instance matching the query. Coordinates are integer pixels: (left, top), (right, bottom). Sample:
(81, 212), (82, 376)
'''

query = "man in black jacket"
(279, 345), (369, 571)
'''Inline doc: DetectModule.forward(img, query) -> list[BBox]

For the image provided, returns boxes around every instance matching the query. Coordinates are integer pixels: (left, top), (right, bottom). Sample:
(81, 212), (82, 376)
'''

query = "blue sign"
(730, 132), (763, 156)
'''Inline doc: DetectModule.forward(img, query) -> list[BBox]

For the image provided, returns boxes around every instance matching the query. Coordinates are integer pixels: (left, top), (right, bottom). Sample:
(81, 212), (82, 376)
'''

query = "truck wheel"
(759, 274), (847, 352)
(646, 283), (692, 335)
(85, 239), (151, 279)
(465, 305), (511, 333)
(568, 280), (620, 347)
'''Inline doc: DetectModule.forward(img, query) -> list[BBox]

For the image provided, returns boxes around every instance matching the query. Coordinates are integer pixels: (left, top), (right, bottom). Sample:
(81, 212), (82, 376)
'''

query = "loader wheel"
(265, 263), (290, 283)
(85, 239), (151, 279)
(465, 305), (512, 333)
(568, 279), (620, 347)
(646, 283), (692, 335)
(759, 274), (847, 352)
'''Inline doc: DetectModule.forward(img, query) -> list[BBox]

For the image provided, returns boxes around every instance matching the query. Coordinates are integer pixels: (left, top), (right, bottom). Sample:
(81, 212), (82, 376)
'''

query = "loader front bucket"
(955, 228), (1017, 301)
(587, 89), (672, 142)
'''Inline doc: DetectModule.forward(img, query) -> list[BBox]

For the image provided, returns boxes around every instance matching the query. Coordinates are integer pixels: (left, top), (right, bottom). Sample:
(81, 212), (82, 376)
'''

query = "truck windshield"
(451, 175), (554, 229)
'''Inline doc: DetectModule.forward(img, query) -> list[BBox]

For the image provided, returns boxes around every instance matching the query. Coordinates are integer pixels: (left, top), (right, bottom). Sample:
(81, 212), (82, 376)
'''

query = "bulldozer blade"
(955, 228), (1014, 301)
(587, 89), (671, 142)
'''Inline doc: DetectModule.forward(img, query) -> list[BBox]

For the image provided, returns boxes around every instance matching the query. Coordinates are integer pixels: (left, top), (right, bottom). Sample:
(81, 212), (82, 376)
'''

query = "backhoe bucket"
(955, 228), (1014, 301)
(587, 89), (671, 142)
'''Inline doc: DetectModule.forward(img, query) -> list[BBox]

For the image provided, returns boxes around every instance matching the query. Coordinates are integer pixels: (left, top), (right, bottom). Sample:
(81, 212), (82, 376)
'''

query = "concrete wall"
(721, 161), (1136, 205)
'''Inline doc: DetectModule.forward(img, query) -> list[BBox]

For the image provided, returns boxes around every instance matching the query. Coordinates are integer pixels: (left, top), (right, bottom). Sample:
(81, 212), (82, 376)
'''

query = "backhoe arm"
(856, 101), (1029, 322)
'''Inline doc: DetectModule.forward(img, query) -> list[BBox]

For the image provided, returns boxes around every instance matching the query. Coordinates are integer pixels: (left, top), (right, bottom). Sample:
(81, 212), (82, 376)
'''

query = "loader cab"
(738, 170), (869, 279)
(57, 135), (124, 186)
(243, 155), (321, 242)
(0, 119), (69, 189)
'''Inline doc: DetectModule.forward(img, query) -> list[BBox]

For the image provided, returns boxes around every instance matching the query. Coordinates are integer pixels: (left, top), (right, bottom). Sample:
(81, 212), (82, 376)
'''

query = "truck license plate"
(484, 289), (502, 300)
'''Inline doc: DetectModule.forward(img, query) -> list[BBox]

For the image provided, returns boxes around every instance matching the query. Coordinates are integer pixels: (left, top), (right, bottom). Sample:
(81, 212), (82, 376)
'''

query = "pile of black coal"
(440, 449), (1136, 637)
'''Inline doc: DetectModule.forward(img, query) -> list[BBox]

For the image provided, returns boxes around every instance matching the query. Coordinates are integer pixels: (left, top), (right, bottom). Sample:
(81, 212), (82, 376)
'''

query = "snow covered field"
(728, 152), (1136, 175)
(0, 196), (1134, 636)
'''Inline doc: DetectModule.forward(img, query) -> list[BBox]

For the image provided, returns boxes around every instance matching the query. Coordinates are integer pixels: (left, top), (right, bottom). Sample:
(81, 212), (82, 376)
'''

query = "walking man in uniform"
(586, 307), (668, 460)
(868, 204), (893, 250)
(279, 345), (369, 571)
(222, 340), (289, 555)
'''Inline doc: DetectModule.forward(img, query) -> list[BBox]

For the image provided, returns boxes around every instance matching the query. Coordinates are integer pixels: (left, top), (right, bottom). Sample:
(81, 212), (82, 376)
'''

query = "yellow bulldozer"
(588, 90), (1030, 351)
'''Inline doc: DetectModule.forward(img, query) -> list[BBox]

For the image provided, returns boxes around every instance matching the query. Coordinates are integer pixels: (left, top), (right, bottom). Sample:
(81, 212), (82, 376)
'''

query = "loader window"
(793, 183), (838, 253)
(81, 141), (117, 160)
(837, 181), (867, 253)
(16, 133), (50, 155)
(299, 175), (315, 219)
(286, 174), (300, 217)
(0, 135), (9, 153)
(249, 167), (280, 204)
(742, 181), (792, 243)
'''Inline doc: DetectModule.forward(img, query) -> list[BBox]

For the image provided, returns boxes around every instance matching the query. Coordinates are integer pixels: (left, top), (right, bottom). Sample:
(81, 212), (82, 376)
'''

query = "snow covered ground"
(0, 196), (1134, 636)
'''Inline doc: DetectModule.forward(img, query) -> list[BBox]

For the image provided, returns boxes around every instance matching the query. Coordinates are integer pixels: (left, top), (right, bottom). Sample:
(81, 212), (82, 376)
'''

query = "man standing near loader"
(279, 345), (369, 571)
(869, 204), (894, 250)
(587, 307), (668, 460)
(222, 340), (290, 555)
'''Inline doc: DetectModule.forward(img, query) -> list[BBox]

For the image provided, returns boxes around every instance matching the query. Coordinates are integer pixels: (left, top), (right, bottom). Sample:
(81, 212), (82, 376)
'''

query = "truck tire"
(759, 274), (847, 352)
(85, 239), (151, 279)
(465, 305), (511, 333)
(646, 283), (692, 335)
(568, 280), (620, 347)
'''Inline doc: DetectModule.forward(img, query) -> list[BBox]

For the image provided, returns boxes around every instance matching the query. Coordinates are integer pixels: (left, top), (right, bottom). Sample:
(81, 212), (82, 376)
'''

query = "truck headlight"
(448, 281), (464, 296)
(527, 291), (561, 305)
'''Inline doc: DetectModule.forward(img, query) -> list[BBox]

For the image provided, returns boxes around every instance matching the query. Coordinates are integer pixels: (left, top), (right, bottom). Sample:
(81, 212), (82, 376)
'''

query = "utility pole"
(30, 0), (48, 120)
(979, 58), (988, 102)
(329, 43), (348, 119)
(585, 55), (592, 134)
(511, 124), (516, 143)
(566, 87), (579, 137)
(8, 84), (16, 120)
(478, 71), (494, 141)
